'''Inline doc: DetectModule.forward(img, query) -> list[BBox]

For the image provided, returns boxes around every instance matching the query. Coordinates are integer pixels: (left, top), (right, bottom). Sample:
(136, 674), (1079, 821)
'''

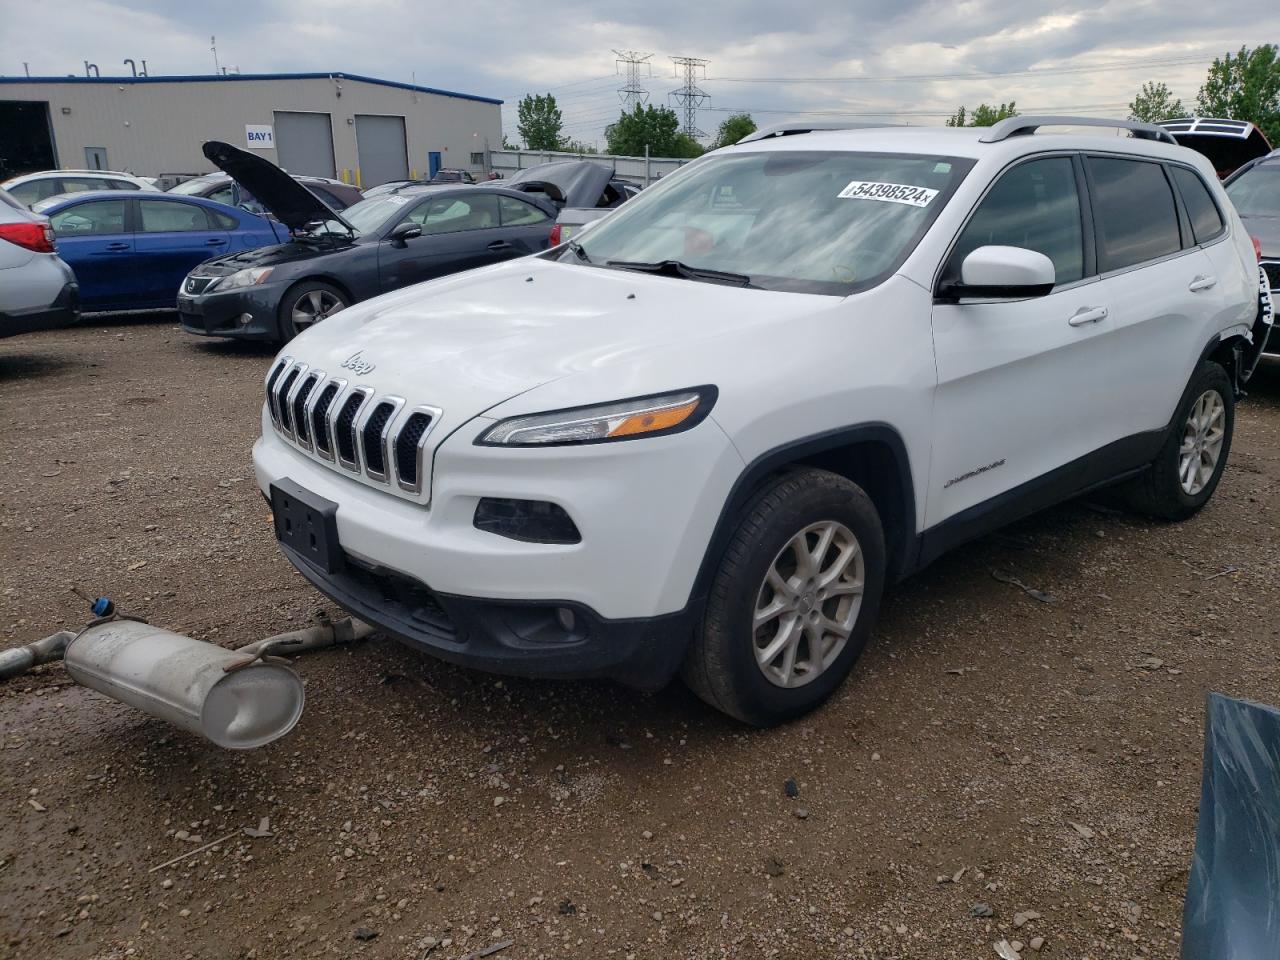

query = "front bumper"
(178, 281), (287, 340)
(253, 408), (744, 684)
(0, 279), (80, 338)
(279, 541), (695, 690)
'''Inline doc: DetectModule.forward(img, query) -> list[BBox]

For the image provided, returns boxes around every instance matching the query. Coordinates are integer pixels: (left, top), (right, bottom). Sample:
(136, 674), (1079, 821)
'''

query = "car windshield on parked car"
(1226, 161), (1280, 217)
(564, 151), (971, 294)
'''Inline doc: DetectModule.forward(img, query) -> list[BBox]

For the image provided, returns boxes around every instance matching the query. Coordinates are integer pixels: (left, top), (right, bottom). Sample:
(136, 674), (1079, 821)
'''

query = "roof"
(0, 71), (502, 105)
(34, 189), (222, 209)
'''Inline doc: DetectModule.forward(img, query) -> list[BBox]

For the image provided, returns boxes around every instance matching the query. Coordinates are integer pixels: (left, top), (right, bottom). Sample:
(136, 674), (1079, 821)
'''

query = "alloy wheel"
(291, 289), (345, 334)
(752, 520), (865, 688)
(1179, 389), (1226, 496)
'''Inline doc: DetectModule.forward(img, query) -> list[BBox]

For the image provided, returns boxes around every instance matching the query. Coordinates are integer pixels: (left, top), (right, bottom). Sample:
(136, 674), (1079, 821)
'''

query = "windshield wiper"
(604, 259), (756, 287)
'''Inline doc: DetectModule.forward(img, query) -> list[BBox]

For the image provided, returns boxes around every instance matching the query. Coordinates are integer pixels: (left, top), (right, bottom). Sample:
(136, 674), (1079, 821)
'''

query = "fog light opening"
(238, 312), (254, 326)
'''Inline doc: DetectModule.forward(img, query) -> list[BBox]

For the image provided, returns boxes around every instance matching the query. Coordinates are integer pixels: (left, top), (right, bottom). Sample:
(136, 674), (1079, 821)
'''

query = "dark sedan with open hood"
(178, 141), (558, 342)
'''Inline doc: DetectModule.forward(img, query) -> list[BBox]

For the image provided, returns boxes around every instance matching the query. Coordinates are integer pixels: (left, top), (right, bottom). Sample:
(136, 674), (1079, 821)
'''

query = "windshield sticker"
(838, 180), (939, 207)
(385, 195), (410, 205)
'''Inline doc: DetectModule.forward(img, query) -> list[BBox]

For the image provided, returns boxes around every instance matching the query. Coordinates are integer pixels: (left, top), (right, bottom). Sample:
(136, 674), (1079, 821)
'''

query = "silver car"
(0, 188), (80, 338)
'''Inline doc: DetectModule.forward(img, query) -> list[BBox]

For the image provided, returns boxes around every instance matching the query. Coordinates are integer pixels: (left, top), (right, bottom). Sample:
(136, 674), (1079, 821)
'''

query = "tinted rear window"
(1088, 157), (1182, 272)
(1170, 166), (1225, 244)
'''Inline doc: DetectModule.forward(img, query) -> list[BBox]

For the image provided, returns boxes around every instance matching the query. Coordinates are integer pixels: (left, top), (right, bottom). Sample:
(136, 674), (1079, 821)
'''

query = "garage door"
(273, 111), (336, 179)
(354, 114), (409, 187)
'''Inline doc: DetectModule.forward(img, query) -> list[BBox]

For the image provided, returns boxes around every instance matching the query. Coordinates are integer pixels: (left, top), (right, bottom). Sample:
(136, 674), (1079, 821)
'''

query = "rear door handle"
(206, 238), (227, 246)
(487, 240), (513, 251)
(1188, 275), (1217, 292)
(1068, 306), (1109, 326)
(104, 242), (130, 252)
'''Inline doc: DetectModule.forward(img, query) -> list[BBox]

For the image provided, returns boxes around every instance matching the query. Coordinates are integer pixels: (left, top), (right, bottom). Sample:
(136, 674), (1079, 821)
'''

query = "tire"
(1123, 361), (1234, 521)
(682, 468), (886, 726)
(278, 280), (349, 342)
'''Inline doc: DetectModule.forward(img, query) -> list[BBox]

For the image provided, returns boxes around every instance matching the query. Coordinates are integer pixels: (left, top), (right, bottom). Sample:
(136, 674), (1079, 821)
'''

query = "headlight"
(212, 266), (274, 290)
(477, 387), (717, 446)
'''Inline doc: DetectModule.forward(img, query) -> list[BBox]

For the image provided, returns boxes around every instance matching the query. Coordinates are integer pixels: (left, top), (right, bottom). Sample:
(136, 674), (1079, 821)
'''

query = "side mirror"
(389, 221), (422, 246)
(939, 245), (1056, 301)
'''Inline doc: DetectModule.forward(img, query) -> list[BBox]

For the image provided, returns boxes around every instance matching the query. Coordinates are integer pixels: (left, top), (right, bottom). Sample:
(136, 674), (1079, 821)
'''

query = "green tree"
(1128, 81), (1185, 122)
(560, 139), (599, 155)
(946, 102), (1018, 127)
(605, 104), (701, 157)
(517, 93), (565, 151)
(1197, 44), (1280, 145)
(710, 113), (757, 148)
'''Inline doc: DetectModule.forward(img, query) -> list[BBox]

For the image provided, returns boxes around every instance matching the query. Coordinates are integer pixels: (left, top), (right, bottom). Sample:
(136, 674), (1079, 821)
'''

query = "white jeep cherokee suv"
(253, 116), (1268, 726)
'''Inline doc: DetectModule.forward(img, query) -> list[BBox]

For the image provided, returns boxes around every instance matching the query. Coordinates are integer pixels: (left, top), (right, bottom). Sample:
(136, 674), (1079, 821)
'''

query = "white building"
(0, 71), (503, 186)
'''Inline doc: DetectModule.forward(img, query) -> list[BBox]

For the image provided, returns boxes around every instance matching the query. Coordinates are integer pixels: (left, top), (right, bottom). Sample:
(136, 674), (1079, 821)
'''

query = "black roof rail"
(978, 115), (1178, 145)
(736, 122), (887, 144)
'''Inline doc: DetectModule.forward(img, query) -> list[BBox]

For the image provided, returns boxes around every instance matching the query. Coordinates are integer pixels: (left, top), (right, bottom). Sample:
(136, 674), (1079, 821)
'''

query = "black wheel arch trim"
(689, 423), (919, 614)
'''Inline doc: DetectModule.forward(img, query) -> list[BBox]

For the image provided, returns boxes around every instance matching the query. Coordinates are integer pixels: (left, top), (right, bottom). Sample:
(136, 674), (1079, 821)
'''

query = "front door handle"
(487, 240), (513, 251)
(1068, 306), (1109, 326)
(104, 242), (130, 251)
(1188, 275), (1218, 292)
(205, 238), (227, 246)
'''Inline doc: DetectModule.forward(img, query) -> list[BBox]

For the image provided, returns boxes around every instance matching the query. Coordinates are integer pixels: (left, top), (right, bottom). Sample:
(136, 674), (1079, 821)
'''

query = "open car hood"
(505, 160), (615, 209)
(201, 141), (354, 233)
(1159, 118), (1274, 178)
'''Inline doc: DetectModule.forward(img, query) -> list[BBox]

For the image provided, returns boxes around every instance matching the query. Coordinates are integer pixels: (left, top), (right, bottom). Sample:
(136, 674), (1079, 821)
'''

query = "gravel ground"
(2, 317), (1278, 960)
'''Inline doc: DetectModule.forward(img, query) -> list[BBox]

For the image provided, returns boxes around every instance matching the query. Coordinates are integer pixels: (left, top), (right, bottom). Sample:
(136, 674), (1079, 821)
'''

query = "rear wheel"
(279, 281), (348, 341)
(682, 468), (886, 726)
(1123, 361), (1233, 520)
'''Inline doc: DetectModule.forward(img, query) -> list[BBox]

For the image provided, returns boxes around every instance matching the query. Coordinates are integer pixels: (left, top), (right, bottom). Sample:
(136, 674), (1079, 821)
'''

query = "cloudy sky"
(2, 0), (1276, 147)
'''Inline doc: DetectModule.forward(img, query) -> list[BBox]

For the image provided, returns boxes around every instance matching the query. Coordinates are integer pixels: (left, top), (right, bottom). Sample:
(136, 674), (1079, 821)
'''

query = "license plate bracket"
(270, 479), (343, 574)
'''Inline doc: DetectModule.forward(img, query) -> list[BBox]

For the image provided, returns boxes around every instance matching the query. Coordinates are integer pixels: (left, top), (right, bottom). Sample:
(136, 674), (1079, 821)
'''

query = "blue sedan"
(33, 191), (284, 311)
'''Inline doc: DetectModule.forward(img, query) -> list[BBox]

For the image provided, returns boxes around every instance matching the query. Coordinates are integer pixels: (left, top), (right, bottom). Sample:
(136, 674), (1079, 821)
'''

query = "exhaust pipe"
(63, 620), (306, 750)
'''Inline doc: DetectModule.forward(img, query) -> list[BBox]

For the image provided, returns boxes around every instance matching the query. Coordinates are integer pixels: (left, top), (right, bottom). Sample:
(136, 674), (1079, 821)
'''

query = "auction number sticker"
(838, 180), (938, 207)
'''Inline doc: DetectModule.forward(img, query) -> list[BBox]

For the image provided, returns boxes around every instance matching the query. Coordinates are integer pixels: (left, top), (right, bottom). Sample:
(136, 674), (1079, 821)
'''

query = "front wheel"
(278, 280), (349, 342)
(682, 468), (886, 726)
(1123, 361), (1234, 520)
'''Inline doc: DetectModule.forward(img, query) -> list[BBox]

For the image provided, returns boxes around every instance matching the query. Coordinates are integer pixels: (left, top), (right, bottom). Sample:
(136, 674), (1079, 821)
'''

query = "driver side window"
(949, 157), (1084, 286)
(404, 194), (501, 235)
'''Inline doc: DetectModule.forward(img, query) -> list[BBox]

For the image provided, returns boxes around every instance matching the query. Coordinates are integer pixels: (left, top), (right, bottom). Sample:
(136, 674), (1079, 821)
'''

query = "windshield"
(566, 150), (972, 294)
(169, 178), (216, 195)
(1227, 164), (1280, 217)
(303, 194), (410, 237)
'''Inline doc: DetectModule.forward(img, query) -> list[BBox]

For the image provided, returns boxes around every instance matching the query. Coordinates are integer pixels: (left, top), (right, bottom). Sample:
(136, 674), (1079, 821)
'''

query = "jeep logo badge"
(340, 351), (375, 376)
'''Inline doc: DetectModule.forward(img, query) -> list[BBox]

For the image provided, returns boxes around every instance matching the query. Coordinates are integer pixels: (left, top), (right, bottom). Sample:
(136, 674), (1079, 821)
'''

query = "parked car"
(503, 161), (639, 243)
(251, 117), (1268, 725)
(0, 187), (79, 337)
(1225, 150), (1280, 355)
(0, 169), (160, 207)
(169, 172), (363, 213)
(1158, 117), (1274, 179)
(32, 191), (285, 312)
(177, 141), (559, 342)
(361, 180), (429, 199)
(428, 168), (476, 184)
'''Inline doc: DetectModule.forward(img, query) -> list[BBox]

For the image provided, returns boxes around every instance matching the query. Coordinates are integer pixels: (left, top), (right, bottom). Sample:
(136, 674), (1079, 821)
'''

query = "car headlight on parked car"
(213, 266), (274, 291)
(477, 387), (717, 446)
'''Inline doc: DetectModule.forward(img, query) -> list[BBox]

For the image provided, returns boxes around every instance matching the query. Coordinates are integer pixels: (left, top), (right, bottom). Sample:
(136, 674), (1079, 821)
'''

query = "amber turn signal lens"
(607, 399), (701, 437)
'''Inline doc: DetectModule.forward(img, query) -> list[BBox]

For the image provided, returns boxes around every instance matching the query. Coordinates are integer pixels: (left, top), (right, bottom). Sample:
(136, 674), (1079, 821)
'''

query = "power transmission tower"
(613, 50), (653, 110)
(669, 56), (710, 139)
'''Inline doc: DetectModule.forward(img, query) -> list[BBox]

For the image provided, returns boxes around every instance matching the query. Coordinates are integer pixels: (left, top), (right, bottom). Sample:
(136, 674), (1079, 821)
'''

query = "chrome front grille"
(264, 357), (441, 495)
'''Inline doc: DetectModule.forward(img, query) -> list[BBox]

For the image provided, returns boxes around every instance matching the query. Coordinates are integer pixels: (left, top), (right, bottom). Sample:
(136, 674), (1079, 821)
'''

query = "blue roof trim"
(0, 71), (503, 105)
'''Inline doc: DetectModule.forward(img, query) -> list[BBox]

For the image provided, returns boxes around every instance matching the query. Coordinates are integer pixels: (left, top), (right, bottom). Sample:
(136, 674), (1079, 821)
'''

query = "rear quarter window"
(1087, 156), (1182, 272)
(1169, 166), (1225, 244)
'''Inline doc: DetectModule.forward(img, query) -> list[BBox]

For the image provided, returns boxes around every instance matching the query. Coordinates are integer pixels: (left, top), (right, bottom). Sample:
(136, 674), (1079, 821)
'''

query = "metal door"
(354, 114), (409, 187)
(273, 111), (336, 178)
(428, 151), (442, 178)
(84, 147), (108, 170)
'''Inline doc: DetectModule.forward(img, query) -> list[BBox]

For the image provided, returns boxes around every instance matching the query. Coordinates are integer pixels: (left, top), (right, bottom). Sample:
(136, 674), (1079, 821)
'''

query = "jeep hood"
(202, 140), (354, 233)
(286, 258), (829, 430)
